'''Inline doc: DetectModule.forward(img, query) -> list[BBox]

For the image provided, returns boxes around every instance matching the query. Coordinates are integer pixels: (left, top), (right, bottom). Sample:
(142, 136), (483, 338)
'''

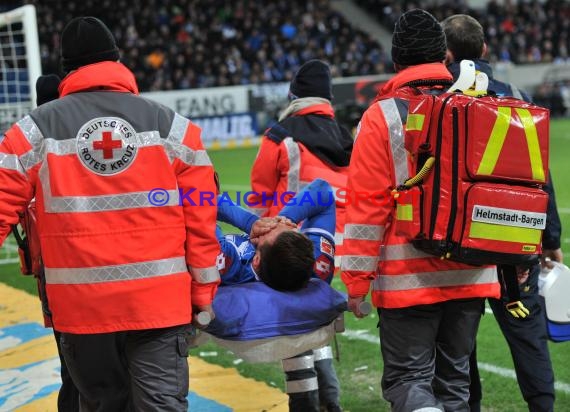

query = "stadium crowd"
(7, 0), (388, 92)
(357, 0), (570, 65)
(2, 0), (569, 113)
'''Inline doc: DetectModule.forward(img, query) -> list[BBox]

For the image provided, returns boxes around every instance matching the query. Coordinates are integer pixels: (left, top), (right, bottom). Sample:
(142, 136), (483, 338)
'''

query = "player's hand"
(275, 216), (297, 229)
(348, 296), (368, 318)
(541, 248), (564, 269)
(250, 218), (279, 245)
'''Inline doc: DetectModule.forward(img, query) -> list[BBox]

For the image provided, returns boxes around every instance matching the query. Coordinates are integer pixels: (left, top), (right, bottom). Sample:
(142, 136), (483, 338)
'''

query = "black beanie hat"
(391, 9), (447, 67)
(289, 59), (333, 101)
(61, 16), (119, 72)
(36, 74), (61, 106)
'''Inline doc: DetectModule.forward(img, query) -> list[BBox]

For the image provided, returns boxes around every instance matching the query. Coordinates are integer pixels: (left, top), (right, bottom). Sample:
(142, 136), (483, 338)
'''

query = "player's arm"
(168, 114), (220, 309)
(217, 195), (260, 234)
(278, 178), (336, 231)
(341, 106), (393, 316)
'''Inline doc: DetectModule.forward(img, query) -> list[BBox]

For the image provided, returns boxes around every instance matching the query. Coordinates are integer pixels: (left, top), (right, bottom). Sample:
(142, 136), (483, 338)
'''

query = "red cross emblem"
(93, 131), (123, 159)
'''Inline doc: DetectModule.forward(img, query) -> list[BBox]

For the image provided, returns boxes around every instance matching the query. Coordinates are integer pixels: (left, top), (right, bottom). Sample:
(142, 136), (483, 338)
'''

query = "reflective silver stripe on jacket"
(283, 137), (300, 193)
(372, 267), (498, 291)
(282, 354), (314, 371)
(286, 377), (319, 394)
(189, 266), (220, 284)
(344, 223), (385, 241)
(379, 99), (408, 185)
(165, 113), (212, 166)
(39, 164), (179, 213)
(45, 256), (187, 285)
(379, 243), (433, 261)
(313, 346), (333, 361)
(43, 132), (162, 156)
(0, 153), (24, 173)
(17, 116), (44, 171)
(341, 255), (379, 272)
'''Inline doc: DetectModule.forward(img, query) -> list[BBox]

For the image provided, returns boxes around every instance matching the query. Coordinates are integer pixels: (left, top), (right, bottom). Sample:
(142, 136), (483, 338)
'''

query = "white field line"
(559, 208), (570, 214)
(342, 329), (570, 394)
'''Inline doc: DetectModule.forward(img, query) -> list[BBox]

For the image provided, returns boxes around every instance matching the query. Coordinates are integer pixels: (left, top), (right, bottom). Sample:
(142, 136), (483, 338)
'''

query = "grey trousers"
(60, 324), (191, 412)
(379, 298), (484, 412)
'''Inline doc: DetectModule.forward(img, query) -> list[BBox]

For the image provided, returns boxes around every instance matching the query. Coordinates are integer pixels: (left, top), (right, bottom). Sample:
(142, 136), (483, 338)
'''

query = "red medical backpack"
(393, 88), (549, 266)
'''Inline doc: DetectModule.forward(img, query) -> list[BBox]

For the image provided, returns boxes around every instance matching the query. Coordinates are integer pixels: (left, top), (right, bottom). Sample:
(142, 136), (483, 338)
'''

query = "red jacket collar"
(381, 63), (452, 94)
(294, 103), (335, 118)
(59, 61), (139, 97)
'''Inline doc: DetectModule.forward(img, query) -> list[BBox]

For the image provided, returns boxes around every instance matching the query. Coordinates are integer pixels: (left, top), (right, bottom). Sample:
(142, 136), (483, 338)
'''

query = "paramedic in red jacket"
(0, 17), (220, 411)
(341, 10), (500, 412)
(249, 59), (351, 412)
(249, 60), (353, 260)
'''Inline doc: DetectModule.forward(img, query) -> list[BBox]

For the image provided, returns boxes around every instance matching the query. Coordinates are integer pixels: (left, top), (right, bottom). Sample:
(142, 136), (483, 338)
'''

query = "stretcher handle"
(348, 301), (372, 315)
(194, 311), (212, 327)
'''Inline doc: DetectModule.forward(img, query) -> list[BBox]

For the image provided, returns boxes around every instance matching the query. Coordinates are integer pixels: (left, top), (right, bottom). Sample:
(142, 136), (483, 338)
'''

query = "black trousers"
(469, 265), (555, 412)
(60, 324), (191, 412)
(380, 298), (484, 412)
(53, 330), (80, 412)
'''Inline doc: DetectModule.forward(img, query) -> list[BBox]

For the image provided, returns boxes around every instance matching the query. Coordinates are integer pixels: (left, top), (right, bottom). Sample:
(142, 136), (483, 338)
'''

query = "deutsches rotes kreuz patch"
(76, 117), (138, 175)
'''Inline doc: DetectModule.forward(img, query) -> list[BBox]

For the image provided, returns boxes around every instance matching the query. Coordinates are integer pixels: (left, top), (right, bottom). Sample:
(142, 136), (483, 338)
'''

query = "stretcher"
(192, 278), (347, 362)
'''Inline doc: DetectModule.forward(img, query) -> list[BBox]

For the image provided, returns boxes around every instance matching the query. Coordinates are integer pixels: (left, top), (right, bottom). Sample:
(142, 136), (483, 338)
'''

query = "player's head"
(289, 59), (333, 101)
(253, 222), (315, 292)
(60, 16), (120, 73)
(441, 14), (486, 63)
(391, 9), (447, 72)
(36, 74), (60, 106)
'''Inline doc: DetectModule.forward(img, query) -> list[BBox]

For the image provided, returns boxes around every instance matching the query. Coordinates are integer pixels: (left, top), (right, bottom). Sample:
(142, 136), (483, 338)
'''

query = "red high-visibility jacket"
(341, 63), (500, 308)
(0, 61), (220, 333)
(250, 103), (352, 256)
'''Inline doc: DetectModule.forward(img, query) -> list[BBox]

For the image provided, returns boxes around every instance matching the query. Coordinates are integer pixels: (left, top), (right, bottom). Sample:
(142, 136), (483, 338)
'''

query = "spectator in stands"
(442, 13), (563, 412)
(22, 0), (387, 92)
(356, 0), (570, 66)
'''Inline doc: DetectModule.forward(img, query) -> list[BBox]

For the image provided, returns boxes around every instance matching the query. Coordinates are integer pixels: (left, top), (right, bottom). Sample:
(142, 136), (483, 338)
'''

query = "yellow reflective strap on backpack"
(476, 106), (511, 176)
(396, 204), (413, 221)
(406, 114), (425, 131)
(469, 221), (542, 244)
(515, 108), (545, 182)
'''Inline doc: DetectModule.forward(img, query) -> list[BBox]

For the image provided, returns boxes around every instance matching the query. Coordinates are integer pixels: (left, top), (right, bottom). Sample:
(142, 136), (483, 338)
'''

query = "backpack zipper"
(428, 94), (453, 240)
(445, 106), (460, 251)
